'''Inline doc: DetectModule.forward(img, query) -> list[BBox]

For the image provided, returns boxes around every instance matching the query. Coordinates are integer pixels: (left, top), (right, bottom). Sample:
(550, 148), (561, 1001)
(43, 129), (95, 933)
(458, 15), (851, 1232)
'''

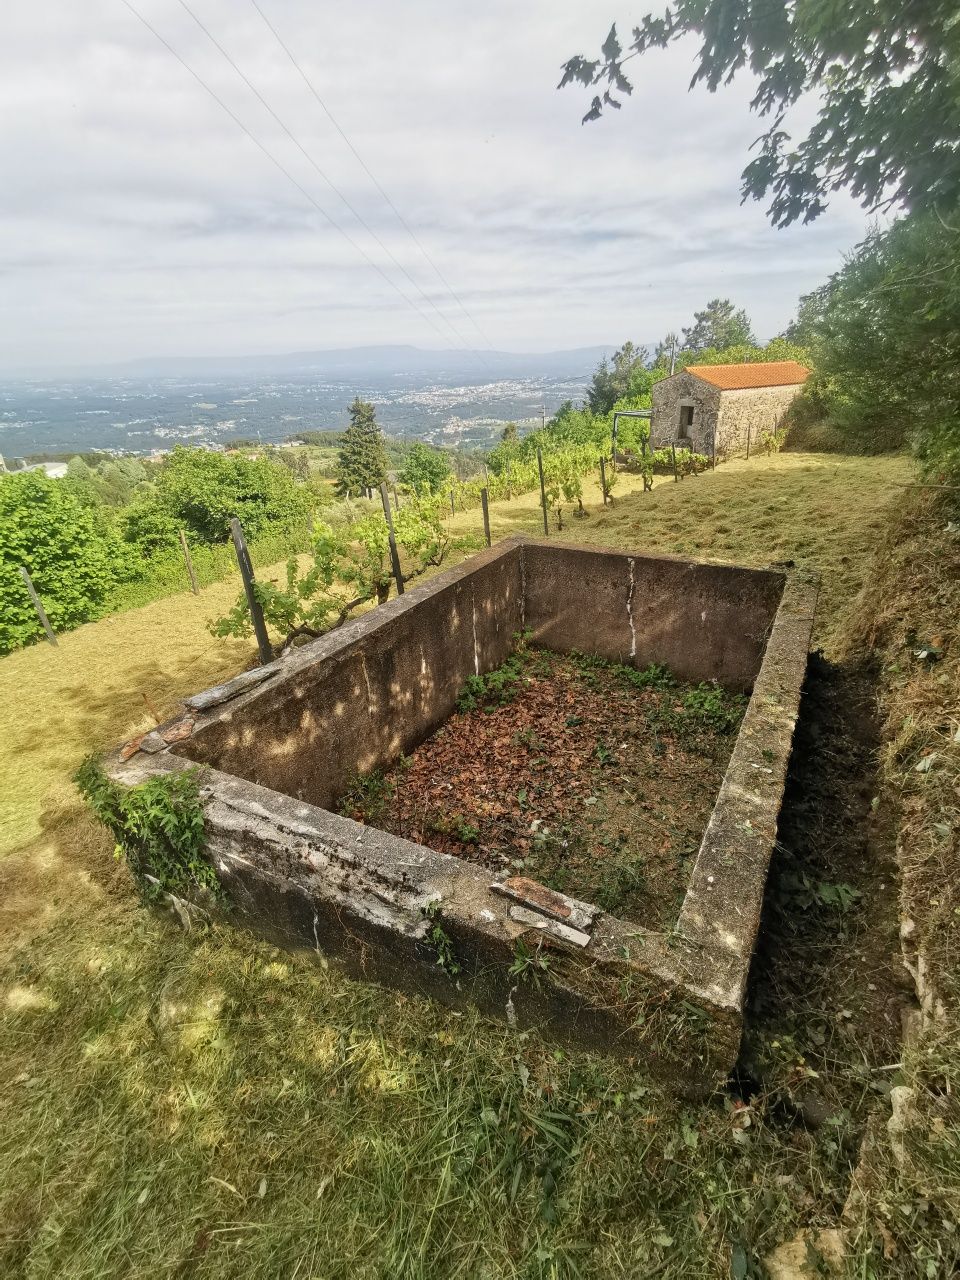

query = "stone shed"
(651, 361), (809, 458)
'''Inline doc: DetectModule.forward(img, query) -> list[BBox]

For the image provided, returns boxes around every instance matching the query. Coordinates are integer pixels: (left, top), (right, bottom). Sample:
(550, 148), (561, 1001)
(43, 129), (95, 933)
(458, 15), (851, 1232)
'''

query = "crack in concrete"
(471, 582), (480, 675)
(626, 556), (637, 658)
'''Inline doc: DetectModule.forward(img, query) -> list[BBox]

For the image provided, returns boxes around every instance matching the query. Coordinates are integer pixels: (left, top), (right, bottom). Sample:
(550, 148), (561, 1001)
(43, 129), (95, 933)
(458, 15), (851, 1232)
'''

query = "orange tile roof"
(685, 361), (810, 391)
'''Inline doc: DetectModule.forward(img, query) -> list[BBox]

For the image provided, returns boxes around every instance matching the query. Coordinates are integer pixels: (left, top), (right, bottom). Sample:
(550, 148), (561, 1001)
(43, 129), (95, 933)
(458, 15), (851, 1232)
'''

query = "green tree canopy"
(0, 471), (132, 654)
(398, 442), (452, 497)
(681, 299), (755, 353)
(676, 336), (809, 371)
(335, 399), (389, 497)
(587, 341), (650, 415)
(560, 3), (960, 227)
(790, 211), (960, 478)
(62, 455), (148, 509)
(153, 446), (309, 544)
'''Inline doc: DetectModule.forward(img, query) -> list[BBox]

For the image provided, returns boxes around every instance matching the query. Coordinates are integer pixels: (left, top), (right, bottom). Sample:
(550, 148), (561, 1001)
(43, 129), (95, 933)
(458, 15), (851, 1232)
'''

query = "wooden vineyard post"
(450, 489), (456, 517)
(19, 567), (57, 647)
(599, 455), (608, 505)
(640, 438), (652, 492)
(536, 447), (549, 536)
(745, 425), (751, 460)
(480, 487), (492, 546)
(179, 529), (200, 594)
(379, 483), (405, 596)
(671, 444), (679, 482)
(229, 517), (272, 665)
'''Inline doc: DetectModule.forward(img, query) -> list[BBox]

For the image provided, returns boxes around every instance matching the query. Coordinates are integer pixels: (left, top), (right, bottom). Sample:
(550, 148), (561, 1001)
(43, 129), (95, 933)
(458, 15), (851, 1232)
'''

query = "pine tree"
(681, 300), (754, 354)
(586, 341), (648, 414)
(334, 398), (388, 497)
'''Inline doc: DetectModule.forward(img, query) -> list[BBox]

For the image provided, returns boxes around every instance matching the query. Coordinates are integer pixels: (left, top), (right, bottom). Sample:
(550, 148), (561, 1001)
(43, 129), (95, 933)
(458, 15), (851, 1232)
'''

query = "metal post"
(536, 447), (549, 536)
(178, 528), (200, 594)
(379, 483), (404, 596)
(229, 517), (272, 665)
(480, 488), (491, 546)
(19, 567), (57, 646)
(671, 444), (679, 482)
(599, 456), (608, 505)
(611, 413), (619, 466)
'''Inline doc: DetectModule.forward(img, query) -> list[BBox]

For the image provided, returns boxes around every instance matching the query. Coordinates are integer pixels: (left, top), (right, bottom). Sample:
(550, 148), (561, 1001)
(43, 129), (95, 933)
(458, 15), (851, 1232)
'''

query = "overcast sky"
(0, 0), (870, 372)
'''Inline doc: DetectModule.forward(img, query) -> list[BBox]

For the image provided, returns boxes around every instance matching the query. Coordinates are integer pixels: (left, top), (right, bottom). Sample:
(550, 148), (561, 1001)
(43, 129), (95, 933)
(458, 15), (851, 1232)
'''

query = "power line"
(173, 0), (489, 365)
(117, 0), (476, 354)
(247, 0), (498, 354)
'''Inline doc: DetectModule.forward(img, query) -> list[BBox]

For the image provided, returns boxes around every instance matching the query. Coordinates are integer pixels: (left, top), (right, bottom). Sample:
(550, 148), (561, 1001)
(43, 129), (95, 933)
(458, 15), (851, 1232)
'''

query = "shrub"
(398, 442), (452, 497)
(75, 758), (215, 900)
(0, 470), (134, 654)
(145, 446), (311, 545)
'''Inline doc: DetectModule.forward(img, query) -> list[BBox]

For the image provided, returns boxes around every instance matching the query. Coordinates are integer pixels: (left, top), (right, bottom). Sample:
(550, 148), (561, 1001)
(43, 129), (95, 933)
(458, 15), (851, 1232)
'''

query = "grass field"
(0, 450), (921, 1277)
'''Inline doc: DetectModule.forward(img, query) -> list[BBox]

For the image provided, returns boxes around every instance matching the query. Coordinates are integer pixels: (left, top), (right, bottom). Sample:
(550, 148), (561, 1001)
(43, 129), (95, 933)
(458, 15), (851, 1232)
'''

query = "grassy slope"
(450, 452), (905, 651)
(836, 495), (960, 1276)
(0, 452), (916, 1278)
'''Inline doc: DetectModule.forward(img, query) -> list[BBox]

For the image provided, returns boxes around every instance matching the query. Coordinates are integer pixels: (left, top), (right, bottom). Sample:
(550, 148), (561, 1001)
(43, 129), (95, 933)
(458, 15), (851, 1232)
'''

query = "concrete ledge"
(105, 539), (817, 1094)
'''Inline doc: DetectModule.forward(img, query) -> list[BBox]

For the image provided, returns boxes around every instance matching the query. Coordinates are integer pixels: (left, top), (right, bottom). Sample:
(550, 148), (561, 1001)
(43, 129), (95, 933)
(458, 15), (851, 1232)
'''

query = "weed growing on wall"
(422, 899), (462, 979)
(509, 938), (552, 990)
(75, 759), (216, 901)
(336, 765), (398, 826)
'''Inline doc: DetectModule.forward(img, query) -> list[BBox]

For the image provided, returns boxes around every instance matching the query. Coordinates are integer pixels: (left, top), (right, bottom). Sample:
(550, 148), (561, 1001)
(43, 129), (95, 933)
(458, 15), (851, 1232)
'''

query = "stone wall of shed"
(715, 384), (803, 457)
(650, 373), (720, 456)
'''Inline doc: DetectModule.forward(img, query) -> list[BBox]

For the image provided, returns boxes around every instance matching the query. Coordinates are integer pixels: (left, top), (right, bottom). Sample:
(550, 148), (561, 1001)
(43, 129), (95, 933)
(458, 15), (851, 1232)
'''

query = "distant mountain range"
(76, 344), (620, 383)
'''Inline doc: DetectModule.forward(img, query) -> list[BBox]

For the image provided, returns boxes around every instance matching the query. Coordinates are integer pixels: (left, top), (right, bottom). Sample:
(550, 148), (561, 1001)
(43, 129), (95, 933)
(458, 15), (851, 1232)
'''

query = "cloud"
(0, 0), (870, 370)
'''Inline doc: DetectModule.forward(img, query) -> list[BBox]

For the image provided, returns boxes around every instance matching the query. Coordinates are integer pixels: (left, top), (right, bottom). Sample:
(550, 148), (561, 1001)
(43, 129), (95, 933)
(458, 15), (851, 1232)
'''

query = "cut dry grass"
(0, 574), (253, 854)
(450, 452), (912, 653)
(0, 449), (921, 1277)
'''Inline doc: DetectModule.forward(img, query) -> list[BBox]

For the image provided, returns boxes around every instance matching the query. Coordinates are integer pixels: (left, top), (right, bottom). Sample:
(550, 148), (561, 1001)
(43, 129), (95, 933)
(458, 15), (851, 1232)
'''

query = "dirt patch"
(338, 644), (747, 931)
